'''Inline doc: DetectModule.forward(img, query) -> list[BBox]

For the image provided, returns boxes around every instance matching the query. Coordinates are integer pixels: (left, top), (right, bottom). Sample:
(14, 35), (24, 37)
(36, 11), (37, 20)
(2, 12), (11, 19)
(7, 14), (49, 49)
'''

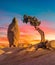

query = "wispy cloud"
(0, 16), (55, 40)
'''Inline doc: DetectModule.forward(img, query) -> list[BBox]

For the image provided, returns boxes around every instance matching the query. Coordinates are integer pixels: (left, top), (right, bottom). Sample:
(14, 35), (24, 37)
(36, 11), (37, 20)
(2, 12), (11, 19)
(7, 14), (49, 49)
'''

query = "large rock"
(7, 17), (20, 47)
(46, 40), (55, 49)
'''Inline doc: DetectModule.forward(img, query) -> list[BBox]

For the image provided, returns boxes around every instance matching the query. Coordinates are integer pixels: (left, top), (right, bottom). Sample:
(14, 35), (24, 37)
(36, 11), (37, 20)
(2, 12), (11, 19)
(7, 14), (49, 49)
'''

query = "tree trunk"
(34, 26), (45, 42)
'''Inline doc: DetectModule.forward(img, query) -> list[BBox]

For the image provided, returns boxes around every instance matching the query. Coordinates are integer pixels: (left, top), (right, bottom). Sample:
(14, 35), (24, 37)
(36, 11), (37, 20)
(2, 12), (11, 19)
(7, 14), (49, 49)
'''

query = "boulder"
(46, 40), (55, 50)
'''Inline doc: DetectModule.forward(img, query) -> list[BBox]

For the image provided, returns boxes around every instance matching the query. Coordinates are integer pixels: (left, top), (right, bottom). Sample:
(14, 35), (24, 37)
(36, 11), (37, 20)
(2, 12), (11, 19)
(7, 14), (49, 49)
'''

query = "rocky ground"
(0, 47), (55, 65)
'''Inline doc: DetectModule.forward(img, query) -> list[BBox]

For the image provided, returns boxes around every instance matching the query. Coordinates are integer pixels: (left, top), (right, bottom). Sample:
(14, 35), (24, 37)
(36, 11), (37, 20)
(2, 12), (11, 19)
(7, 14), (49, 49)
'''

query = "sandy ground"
(0, 47), (55, 65)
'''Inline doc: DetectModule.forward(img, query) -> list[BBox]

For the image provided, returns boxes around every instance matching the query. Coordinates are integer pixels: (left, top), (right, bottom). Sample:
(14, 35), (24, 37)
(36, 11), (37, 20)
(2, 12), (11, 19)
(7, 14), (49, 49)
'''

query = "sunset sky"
(0, 0), (55, 44)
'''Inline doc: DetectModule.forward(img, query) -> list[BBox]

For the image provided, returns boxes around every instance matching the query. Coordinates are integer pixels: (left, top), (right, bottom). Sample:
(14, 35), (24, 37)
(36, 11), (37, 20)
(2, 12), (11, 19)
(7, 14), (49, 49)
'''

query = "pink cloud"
(0, 20), (55, 40)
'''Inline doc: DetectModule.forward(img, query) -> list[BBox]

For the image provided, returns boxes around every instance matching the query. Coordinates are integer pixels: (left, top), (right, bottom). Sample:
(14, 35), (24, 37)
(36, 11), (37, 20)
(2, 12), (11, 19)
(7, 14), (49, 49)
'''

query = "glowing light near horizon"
(45, 34), (55, 40)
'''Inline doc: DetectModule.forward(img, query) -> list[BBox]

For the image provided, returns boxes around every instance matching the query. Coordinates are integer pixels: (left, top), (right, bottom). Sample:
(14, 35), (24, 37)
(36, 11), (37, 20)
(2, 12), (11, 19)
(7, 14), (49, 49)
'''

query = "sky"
(0, 0), (55, 44)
